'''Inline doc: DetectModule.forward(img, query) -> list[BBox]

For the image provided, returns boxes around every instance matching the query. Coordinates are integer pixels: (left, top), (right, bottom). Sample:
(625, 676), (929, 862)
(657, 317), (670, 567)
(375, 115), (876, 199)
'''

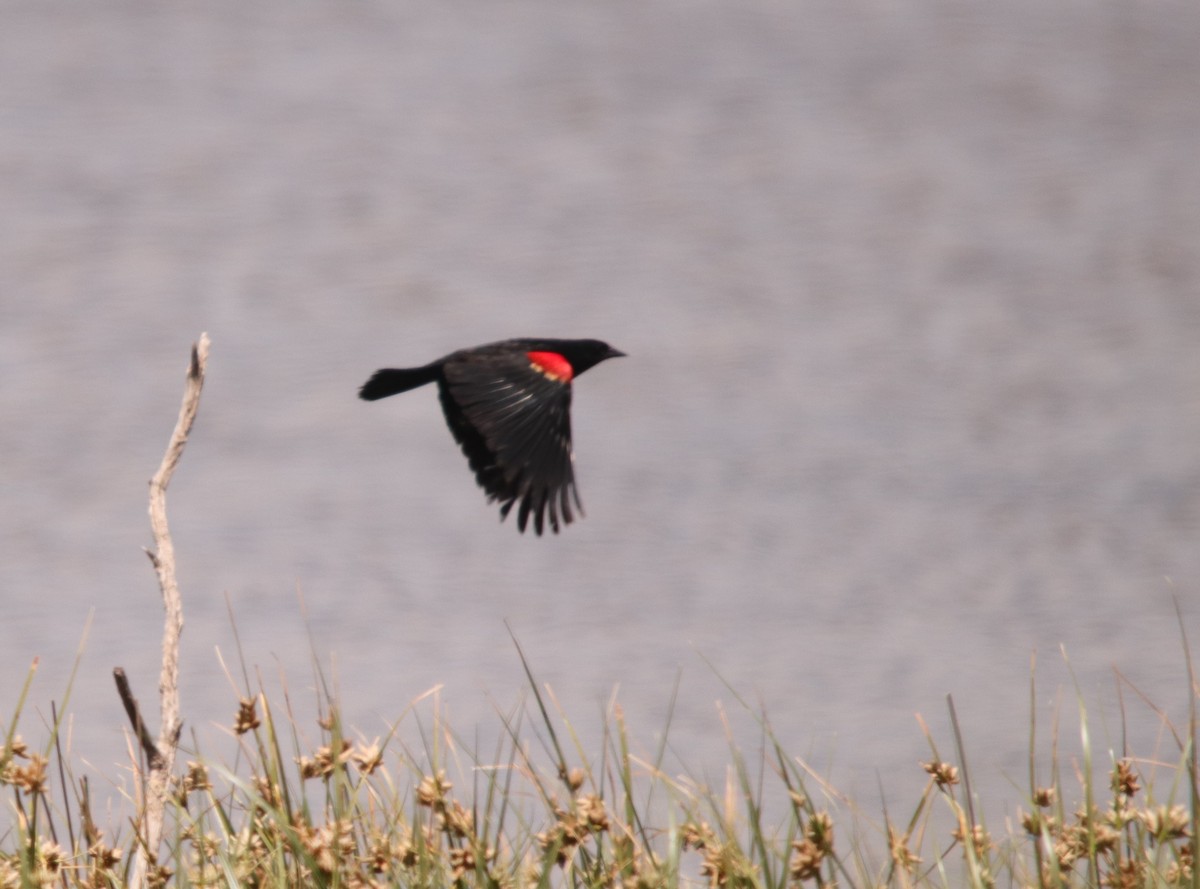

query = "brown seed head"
(559, 763), (583, 791)
(1106, 859), (1145, 889)
(416, 770), (452, 808)
(1111, 759), (1141, 798)
(298, 739), (354, 780)
(1093, 822), (1121, 853)
(38, 841), (65, 875)
(146, 863), (174, 888)
(89, 839), (123, 871)
(182, 761), (211, 794)
(253, 775), (282, 808)
(234, 698), (260, 734)
(922, 759), (959, 788)
(682, 821), (715, 851)
(951, 822), (991, 856)
(888, 827), (921, 872)
(805, 811), (834, 853)
(789, 838), (824, 882)
(352, 739), (384, 775)
(438, 800), (475, 839)
(1020, 808), (1060, 836)
(12, 754), (48, 794)
(1141, 805), (1191, 842)
(578, 793), (609, 831)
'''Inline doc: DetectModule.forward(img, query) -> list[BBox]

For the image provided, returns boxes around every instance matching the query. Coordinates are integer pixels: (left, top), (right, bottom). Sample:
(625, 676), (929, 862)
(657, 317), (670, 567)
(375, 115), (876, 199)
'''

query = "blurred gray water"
(2, 1), (1199, 824)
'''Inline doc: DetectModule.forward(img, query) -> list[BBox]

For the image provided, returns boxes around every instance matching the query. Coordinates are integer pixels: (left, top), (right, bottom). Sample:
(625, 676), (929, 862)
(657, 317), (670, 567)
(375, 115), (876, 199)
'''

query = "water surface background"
(2, 1), (1199, 825)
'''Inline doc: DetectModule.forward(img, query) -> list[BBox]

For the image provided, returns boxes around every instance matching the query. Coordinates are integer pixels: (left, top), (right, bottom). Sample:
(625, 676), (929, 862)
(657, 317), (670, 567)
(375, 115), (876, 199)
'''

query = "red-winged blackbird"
(360, 338), (624, 535)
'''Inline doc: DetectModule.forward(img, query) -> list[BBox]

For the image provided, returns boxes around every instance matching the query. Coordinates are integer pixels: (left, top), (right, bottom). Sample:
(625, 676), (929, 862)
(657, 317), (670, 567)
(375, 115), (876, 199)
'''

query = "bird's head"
(531, 339), (626, 377)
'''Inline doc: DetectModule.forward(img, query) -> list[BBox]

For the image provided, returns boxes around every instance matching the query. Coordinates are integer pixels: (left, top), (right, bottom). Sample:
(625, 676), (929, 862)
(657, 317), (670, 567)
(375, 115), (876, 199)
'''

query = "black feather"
(359, 338), (624, 534)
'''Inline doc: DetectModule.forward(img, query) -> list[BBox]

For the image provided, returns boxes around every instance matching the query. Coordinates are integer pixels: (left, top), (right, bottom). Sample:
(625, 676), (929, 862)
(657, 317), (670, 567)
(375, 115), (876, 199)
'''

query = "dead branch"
(127, 332), (209, 887)
(112, 667), (161, 768)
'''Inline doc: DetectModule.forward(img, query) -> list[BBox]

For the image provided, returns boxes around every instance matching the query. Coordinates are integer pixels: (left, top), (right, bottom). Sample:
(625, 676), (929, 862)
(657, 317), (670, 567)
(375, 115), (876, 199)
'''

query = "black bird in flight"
(359, 338), (625, 535)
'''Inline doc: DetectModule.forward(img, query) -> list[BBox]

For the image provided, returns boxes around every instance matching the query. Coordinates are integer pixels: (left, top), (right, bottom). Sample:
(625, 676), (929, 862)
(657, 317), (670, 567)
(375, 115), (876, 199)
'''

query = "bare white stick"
(131, 332), (209, 887)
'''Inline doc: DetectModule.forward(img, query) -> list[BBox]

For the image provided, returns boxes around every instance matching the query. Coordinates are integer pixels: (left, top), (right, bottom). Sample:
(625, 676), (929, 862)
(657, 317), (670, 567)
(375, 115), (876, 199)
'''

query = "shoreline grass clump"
(0, 643), (1197, 888)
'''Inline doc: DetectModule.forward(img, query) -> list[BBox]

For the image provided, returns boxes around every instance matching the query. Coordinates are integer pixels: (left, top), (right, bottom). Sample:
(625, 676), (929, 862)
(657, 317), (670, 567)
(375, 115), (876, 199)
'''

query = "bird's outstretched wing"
(440, 353), (582, 535)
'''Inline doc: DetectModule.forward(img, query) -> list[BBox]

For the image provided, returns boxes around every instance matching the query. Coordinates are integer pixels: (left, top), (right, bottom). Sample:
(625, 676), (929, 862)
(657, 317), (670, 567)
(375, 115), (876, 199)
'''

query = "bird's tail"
(358, 365), (440, 401)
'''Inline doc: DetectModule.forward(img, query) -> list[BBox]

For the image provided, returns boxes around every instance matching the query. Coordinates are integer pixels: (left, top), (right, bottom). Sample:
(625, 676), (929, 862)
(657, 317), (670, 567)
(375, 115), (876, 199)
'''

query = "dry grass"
(0, 636), (1195, 889)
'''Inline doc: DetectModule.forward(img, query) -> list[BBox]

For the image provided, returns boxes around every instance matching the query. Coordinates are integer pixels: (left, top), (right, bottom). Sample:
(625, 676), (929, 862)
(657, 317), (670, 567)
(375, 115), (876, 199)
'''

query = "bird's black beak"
(607, 347), (627, 359)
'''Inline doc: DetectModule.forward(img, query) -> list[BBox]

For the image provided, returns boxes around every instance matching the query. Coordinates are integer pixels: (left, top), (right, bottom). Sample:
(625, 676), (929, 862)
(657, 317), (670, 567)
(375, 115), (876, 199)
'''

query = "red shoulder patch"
(527, 351), (574, 382)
